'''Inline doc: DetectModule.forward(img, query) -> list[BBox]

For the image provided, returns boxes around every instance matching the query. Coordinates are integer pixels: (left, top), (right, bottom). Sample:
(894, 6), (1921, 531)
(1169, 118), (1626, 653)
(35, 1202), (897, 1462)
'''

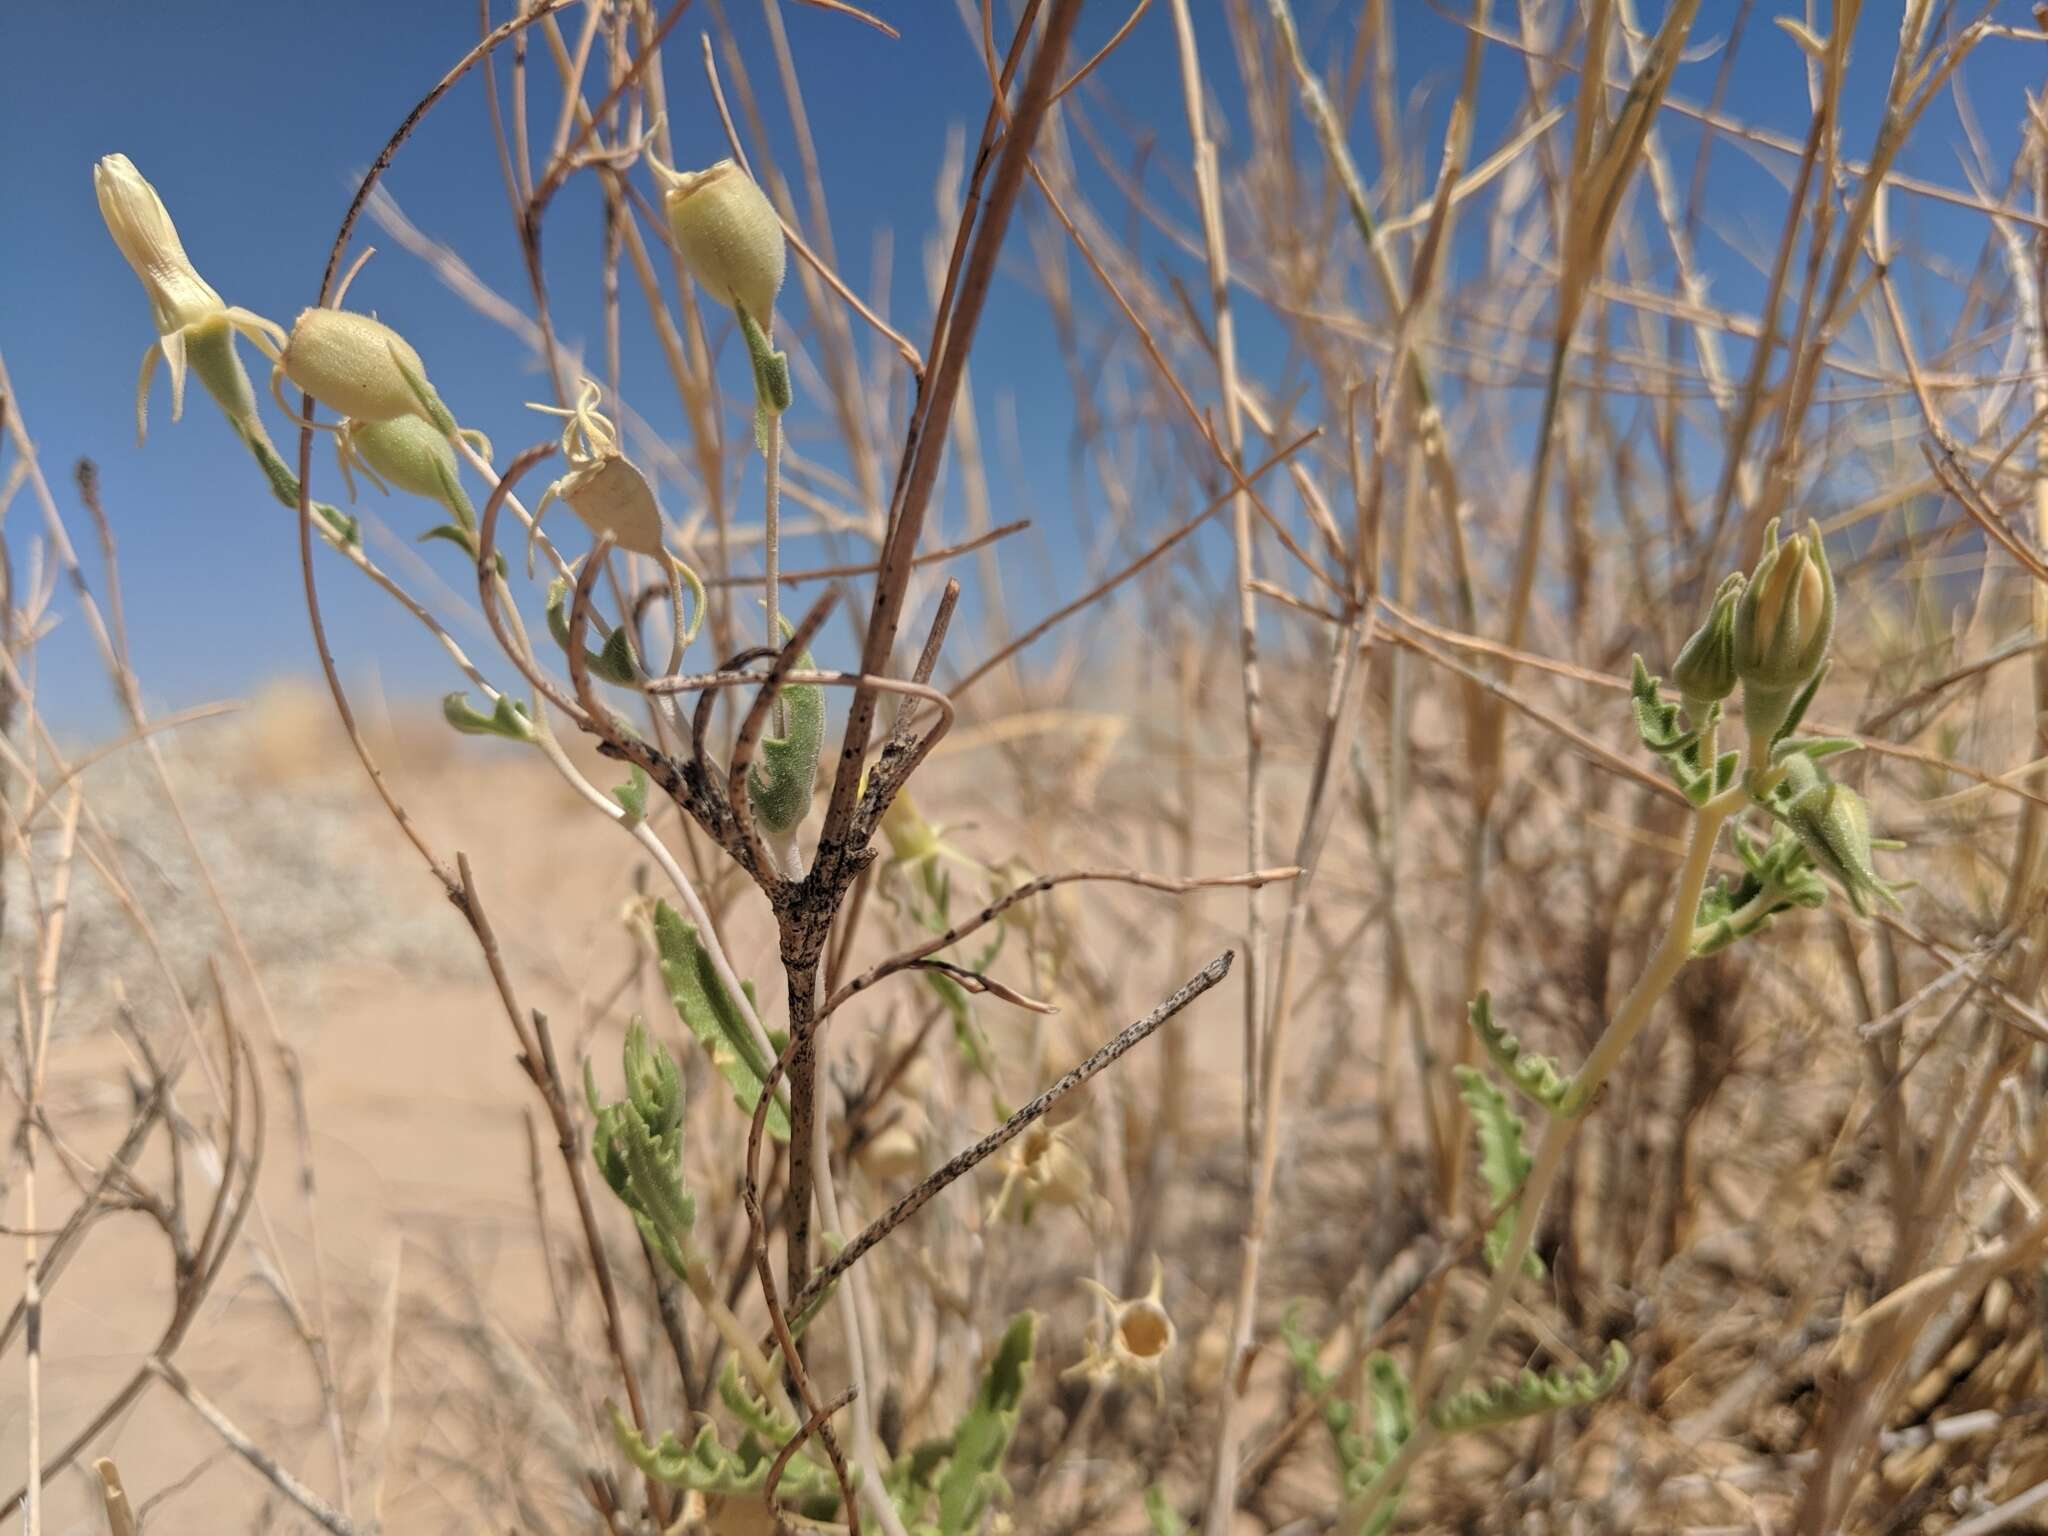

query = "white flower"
(93, 154), (283, 441)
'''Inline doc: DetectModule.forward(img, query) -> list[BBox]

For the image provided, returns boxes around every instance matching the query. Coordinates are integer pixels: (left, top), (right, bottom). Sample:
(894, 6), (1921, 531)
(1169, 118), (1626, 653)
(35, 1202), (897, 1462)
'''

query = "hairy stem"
(1353, 786), (1736, 1526)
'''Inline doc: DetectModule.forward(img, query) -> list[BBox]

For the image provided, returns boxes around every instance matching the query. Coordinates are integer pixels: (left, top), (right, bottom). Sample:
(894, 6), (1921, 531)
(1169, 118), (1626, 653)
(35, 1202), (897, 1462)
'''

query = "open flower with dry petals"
(1063, 1255), (1175, 1404)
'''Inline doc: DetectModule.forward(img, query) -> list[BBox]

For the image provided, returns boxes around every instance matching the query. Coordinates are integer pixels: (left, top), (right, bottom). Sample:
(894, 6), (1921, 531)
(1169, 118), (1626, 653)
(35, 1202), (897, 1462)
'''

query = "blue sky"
(4, 2), (2043, 736)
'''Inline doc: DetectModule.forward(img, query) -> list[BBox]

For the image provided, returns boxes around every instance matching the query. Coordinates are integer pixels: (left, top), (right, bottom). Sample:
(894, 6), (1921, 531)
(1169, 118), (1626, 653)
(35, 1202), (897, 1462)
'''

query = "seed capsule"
(1779, 755), (1900, 915)
(525, 379), (665, 558)
(337, 414), (477, 525)
(652, 157), (786, 327)
(278, 308), (456, 434)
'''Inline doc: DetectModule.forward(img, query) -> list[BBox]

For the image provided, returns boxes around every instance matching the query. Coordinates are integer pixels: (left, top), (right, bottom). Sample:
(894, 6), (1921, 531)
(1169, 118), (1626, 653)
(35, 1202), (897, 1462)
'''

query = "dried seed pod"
(528, 379), (666, 559)
(1063, 1255), (1176, 1403)
(987, 1123), (1093, 1222)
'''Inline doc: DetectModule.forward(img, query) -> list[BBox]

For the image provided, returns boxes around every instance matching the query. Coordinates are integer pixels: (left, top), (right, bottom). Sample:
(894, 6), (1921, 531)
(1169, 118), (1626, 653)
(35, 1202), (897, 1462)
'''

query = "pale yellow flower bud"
(93, 153), (284, 441)
(652, 157), (786, 327)
(1734, 517), (1836, 739)
(95, 153), (223, 339)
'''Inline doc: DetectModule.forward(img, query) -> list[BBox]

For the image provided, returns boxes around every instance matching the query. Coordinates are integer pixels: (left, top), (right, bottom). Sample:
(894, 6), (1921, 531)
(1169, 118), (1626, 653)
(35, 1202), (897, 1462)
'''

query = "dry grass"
(10, 2), (2048, 1533)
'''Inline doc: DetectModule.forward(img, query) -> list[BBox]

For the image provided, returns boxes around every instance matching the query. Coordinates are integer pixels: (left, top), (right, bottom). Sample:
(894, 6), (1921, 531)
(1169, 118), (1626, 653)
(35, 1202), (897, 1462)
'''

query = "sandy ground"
(5, 682), (1276, 1533)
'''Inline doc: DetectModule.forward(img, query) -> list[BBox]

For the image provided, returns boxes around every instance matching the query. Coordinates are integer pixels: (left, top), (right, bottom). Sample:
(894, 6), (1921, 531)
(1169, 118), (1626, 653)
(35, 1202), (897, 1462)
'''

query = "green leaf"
(442, 690), (533, 742)
(1453, 1066), (1543, 1278)
(1279, 1305), (1367, 1478)
(587, 1022), (693, 1279)
(612, 764), (649, 824)
(1466, 992), (1570, 1114)
(718, 1357), (801, 1444)
(420, 521), (507, 576)
(652, 900), (789, 1140)
(1144, 1487), (1190, 1536)
(924, 969), (996, 1080)
(1432, 1339), (1630, 1433)
(932, 1312), (1035, 1536)
(746, 617), (825, 841)
(610, 1402), (833, 1502)
(545, 576), (640, 687)
(1362, 1351), (1414, 1474)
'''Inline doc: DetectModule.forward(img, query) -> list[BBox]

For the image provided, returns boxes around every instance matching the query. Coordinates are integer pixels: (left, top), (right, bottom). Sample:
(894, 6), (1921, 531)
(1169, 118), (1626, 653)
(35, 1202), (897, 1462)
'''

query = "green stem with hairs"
(1352, 765), (1745, 1530)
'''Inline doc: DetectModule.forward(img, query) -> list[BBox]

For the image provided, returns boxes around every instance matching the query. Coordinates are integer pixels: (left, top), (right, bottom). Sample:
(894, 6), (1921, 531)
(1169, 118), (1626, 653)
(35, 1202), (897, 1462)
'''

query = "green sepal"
(1431, 1339), (1630, 1433)
(442, 690), (534, 742)
(389, 348), (461, 440)
(1773, 734), (1858, 764)
(652, 900), (789, 1139)
(1452, 1066), (1543, 1278)
(1765, 661), (1828, 750)
(1466, 992), (1570, 1114)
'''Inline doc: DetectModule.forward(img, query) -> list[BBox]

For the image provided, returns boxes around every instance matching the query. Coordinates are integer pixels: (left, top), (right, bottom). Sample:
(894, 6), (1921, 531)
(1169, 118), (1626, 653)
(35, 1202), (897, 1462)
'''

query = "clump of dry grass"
(10, 3), (2048, 1534)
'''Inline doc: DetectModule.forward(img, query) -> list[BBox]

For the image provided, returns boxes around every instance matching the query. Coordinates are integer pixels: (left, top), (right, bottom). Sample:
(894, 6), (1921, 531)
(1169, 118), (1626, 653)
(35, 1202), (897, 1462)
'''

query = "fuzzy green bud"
(652, 157), (786, 329)
(1778, 754), (1898, 916)
(279, 307), (456, 435)
(1735, 519), (1834, 738)
(1672, 571), (1744, 710)
(341, 414), (473, 523)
